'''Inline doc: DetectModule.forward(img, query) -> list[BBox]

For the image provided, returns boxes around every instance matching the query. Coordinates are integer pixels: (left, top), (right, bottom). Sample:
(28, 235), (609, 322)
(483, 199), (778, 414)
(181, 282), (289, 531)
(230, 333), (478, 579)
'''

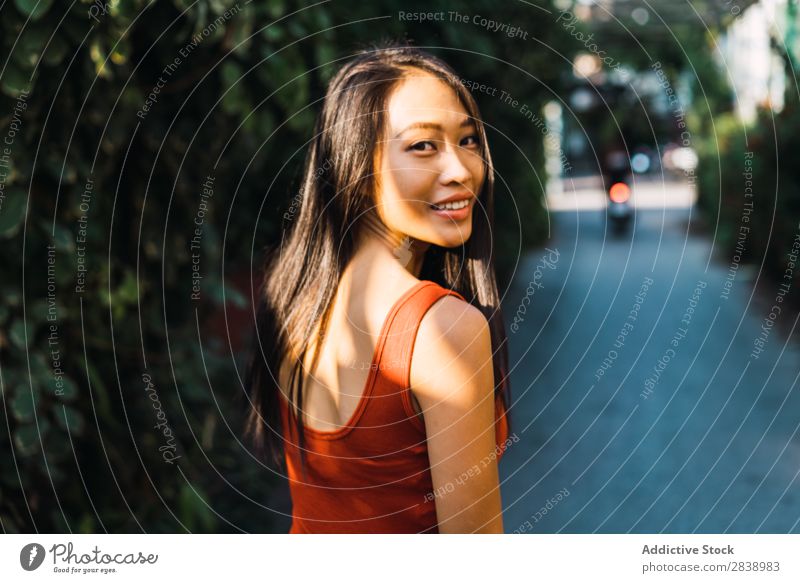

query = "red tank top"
(279, 280), (509, 534)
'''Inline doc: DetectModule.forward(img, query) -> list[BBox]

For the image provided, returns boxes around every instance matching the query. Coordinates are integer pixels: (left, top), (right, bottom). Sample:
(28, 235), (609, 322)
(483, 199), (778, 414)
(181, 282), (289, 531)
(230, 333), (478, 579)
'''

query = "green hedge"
(696, 92), (800, 288)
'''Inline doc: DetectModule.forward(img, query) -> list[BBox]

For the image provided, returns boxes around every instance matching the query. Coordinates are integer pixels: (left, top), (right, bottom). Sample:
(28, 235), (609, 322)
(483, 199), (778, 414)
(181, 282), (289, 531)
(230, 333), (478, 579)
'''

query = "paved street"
(500, 204), (800, 533)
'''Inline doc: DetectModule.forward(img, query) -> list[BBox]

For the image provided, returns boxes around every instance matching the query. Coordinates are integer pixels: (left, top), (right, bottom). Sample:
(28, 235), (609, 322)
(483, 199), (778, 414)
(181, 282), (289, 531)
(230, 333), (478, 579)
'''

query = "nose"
(438, 146), (474, 188)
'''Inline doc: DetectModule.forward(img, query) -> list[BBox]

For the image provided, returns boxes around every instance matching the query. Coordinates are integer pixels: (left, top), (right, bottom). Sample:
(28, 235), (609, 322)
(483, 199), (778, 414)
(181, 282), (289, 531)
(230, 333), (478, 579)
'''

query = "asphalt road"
(499, 206), (800, 533)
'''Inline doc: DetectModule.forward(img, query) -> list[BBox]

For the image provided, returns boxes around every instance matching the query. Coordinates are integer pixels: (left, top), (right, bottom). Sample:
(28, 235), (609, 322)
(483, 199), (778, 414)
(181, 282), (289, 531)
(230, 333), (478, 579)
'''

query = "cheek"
(378, 152), (436, 218)
(390, 166), (436, 206)
(467, 155), (486, 192)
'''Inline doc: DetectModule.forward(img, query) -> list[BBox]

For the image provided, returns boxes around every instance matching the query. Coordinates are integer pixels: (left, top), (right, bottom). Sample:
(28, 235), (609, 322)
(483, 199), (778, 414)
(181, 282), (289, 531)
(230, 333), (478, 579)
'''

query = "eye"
(409, 141), (436, 152)
(460, 134), (480, 148)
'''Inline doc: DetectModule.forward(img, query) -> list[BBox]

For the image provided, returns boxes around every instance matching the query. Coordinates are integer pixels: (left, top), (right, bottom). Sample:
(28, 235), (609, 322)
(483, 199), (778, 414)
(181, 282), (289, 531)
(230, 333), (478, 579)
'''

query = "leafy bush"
(696, 92), (800, 289)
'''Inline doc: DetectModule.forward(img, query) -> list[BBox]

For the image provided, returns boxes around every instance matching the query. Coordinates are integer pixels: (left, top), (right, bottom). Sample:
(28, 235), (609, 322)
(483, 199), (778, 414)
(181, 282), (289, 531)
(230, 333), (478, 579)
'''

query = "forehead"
(385, 71), (469, 126)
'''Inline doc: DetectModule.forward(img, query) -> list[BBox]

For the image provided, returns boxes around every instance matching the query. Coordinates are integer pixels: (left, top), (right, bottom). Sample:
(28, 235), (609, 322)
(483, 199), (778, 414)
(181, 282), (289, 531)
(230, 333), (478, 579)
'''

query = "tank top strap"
(359, 281), (466, 433)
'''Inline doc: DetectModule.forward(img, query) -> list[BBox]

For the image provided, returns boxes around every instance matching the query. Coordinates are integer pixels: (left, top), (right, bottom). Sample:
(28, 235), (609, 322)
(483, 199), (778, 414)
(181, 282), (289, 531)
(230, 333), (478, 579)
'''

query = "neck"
(355, 211), (429, 278)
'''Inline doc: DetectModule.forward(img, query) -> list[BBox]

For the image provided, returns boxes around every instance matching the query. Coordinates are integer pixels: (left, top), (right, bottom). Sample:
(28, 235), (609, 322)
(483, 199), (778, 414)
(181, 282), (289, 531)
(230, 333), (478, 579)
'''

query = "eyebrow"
(393, 118), (476, 139)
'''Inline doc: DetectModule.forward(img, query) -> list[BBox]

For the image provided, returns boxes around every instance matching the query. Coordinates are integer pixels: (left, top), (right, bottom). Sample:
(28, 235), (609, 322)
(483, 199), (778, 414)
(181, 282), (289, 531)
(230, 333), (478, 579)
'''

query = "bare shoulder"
(419, 294), (488, 339)
(410, 294), (493, 403)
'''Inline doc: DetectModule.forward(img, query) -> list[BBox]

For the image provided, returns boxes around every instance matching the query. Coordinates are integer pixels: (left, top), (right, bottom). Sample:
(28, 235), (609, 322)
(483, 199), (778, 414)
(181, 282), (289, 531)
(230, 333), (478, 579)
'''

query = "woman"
(245, 44), (512, 534)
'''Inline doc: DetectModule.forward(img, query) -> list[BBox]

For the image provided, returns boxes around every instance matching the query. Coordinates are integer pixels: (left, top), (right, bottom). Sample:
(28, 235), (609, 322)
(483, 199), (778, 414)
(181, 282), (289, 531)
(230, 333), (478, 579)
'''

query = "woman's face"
(373, 70), (485, 248)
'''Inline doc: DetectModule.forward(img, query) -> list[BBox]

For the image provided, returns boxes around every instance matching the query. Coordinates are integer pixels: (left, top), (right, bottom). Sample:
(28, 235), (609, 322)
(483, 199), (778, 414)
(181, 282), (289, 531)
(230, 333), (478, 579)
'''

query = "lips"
(429, 197), (473, 220)
(429, 191), (475, 210)
(430, 198), (471, 211)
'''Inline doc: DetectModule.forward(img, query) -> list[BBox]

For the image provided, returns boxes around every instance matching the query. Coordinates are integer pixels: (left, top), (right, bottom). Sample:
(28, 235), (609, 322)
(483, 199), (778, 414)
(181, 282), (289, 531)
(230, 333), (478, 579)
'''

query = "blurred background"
(1, 0), (798, 533)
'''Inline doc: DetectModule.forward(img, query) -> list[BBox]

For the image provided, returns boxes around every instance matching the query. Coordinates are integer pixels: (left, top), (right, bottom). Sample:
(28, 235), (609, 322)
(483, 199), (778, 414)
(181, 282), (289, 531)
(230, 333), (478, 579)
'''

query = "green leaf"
(89, 39), (112, 79)
(13, 24), (49, 68)
(10, 390), (36, 422)
(191, 1), (207, 37)
(27, 299), (48, 326)
(231, 20), (253, 56)
(13, 422), (47, 457)
(52, 223), (75, 253)
(78, 514), (95, 534)
(287, 108), (313, 132)
(287, 21), (305, 39)
(266, 0), (284, 19)
(84, 359), (113, 419)
(56, 376), (78, 401)
(9, 318), (29, 349)
(207, 277), (247, 306)
(312, 8), (332, 30)
(314, 42), (336, 69)
(114, 269), (139, 305)
(208, 0), (229, 15)
(0, 188), (27, 237)
(179, 481), (217, 532)
(30, 353), (50, 389)
(55, 405), (84, 435)
(262, 25), (283, 42)
(220, 61), (242, 88)
(225, 282), (247, 308)
(13, 0), (54, 21)
(0, 286), (22, 307)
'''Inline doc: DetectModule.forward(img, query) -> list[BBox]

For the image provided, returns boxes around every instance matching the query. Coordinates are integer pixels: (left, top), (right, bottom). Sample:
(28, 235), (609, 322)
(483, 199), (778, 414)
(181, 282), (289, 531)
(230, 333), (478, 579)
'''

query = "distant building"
(720, 0), (789, 123)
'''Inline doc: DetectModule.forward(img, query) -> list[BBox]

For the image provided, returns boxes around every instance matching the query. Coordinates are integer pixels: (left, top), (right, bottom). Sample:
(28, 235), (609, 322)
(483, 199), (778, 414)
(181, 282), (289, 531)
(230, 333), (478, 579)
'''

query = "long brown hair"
(244, 42), (510, 472)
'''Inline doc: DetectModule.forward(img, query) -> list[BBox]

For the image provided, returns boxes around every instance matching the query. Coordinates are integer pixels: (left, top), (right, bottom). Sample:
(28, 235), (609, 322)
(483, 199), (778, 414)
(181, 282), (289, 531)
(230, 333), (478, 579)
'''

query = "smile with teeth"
(431, 199), (470, 211)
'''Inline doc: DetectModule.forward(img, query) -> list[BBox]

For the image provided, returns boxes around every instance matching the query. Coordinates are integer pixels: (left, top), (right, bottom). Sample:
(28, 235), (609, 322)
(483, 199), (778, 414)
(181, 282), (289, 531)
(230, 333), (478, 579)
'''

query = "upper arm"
(410, 295), (503, 534)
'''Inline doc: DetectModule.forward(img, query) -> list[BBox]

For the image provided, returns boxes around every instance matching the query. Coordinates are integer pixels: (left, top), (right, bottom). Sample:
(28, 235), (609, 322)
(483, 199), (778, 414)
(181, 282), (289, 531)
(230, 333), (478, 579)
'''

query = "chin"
(434, 231), (472, 249)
